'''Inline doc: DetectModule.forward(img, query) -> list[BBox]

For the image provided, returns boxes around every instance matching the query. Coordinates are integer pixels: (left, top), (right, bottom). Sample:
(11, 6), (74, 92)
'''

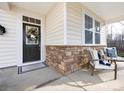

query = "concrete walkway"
(0, 62), (124, 91)
(35, 62), (124, 91)
(0, 66), (62, 91)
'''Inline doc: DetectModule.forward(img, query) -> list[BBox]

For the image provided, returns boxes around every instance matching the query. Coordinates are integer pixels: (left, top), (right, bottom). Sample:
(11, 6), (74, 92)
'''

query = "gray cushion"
(106, 48), (117, 57)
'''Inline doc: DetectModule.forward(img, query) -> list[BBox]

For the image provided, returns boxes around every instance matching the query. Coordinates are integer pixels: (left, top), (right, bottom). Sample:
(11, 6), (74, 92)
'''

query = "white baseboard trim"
(0, 62), (17, 68)
(0, 59), (46, 69)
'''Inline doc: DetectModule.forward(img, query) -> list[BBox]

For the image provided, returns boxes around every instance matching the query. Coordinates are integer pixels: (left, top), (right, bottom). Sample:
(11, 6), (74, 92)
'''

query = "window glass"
(95, 33), (100, 44)
(85, 14), (93, 44)
(85, 15), (93, 30)
(95, 20), (100, 32)
(85, 30), (93, 44)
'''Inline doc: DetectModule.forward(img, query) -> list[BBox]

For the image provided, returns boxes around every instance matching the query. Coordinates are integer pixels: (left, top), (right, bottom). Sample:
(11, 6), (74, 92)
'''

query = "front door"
(23, 23), (41, 63)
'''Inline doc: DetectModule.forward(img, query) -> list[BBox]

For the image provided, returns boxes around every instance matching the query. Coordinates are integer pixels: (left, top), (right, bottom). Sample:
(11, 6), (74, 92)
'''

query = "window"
(95, 20), (100, 44)
(23, 16), (41, 25)
(85, 14), (93, 44)
(84, 14), (101, 44)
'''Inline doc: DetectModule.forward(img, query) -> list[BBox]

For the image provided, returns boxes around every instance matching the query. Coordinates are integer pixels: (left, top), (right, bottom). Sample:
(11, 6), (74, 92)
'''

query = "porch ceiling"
(82, 2), (124, 23)
(9, 2), (57, 15)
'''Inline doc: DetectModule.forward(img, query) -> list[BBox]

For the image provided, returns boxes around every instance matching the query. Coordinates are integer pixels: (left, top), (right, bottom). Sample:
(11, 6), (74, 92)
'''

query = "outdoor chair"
(104, 47), (124, 61)
(88, 48), (117, 80)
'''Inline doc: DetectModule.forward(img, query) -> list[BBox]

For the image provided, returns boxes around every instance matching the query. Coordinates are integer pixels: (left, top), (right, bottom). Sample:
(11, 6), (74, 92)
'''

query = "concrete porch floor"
(0, 66), (62, 91)
(0, 62), (124, 91)
(35, 62), (124, 91)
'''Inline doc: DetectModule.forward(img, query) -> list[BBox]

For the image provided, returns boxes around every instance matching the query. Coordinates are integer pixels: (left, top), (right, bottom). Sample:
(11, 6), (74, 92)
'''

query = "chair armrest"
(89, 59), (100, 67)
(90, 59), (101, 61)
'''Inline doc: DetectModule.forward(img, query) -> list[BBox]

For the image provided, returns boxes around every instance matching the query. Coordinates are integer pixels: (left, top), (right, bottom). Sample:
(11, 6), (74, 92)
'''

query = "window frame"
(84, 14), (101, 45)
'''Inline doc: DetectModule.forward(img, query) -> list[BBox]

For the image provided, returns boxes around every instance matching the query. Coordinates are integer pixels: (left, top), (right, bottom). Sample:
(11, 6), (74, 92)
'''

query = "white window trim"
(83, 13), (101, 45)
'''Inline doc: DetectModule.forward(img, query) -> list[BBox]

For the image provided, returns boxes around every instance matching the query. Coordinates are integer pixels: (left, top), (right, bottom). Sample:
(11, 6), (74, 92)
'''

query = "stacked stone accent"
(46, 45), (105, 74)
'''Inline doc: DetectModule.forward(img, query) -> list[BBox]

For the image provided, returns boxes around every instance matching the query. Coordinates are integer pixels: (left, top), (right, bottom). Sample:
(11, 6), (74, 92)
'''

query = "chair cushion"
(99, 60), (111, 66)
(100, 49), (105, 56)
(92, 49), (112, 67)
(95, 62), (115, 69)
(91, 49), (100, 65)
(92, 49), (99, 59)
(106, 48), (117, 57)
(112, 56), (124, 61)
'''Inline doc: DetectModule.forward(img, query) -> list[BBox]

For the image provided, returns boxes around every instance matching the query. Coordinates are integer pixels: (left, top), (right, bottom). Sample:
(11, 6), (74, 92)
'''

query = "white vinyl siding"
(46, 3), (64, 45)
(66, 3), (106, 45)
(67, 3), (82, 44)
(45, 2), (106, 46)
(101, 25), (107, 45)
(0, 9), (17, 68)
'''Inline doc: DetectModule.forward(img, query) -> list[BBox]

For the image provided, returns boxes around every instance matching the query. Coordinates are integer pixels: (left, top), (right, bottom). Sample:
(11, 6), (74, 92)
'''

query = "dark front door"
(23, 23), (41, 63)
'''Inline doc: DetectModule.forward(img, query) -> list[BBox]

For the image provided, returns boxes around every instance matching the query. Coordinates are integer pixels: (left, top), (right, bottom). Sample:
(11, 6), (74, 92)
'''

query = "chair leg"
(87, 61), (90, 69)
(91, 67), (94, 76)
(114, 64), (117, 80)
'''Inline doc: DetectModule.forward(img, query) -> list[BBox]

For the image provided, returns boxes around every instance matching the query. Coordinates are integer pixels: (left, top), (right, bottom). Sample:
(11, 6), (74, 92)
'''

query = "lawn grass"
(118, 52), (124, 57)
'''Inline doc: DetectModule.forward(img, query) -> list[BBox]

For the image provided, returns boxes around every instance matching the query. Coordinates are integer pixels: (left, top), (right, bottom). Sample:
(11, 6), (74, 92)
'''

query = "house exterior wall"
(46, 45), (106, 74)
(66, 3), (82, 44)
(0, 2), (107, 68)
(0, 8), (45, 68)
(66, 2), (106, 45)
(0, 9), (17, 68)
(45, 3), (64, 45)
(46, 2), (107, 74)
(45, 2), (107, 45)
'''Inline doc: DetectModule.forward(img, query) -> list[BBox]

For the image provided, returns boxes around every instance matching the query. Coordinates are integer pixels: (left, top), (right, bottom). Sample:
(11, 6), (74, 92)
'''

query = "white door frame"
(16, 10), (45, 66)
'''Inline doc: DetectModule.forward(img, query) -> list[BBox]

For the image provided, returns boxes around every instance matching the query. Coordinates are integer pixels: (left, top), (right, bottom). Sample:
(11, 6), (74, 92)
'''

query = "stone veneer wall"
(46, 45), (106, 74)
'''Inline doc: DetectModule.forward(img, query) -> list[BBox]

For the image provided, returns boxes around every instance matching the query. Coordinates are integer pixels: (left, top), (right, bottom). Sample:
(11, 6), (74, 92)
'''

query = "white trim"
(0, 62), (16, 68)
(82, 9), (85, 44)
(16, 9), (45, 67)
(104, 24), (108, 45)
(23, 21), (41, 26)
(93, 17), (95, 44)
(64, 2), (67, 44)
(17, 11), (23, 66)
(19, 60), (43, 66)
(41, 16), (46, 62)
(40, 16), (46, 62)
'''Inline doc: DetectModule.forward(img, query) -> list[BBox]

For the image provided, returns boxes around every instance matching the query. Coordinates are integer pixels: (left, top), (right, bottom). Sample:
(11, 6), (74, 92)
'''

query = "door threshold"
(18, 61), (48, 74)
(21, 60), (43, 66)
